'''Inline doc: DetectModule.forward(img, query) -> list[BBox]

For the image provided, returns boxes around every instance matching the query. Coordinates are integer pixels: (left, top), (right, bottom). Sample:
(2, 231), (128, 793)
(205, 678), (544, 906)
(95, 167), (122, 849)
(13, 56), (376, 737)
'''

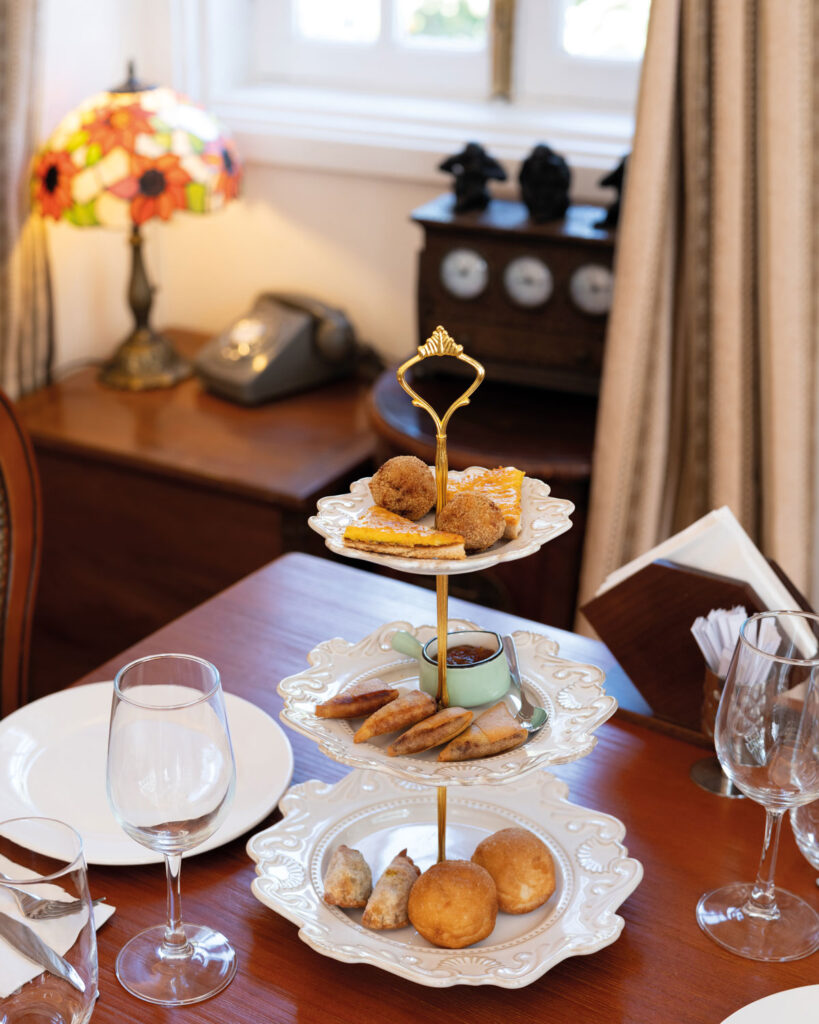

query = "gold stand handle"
(396, 326), (485, 863)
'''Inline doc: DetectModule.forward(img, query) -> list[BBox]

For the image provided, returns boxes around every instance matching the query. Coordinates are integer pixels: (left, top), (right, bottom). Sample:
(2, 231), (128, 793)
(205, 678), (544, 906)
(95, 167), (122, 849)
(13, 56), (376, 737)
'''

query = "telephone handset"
(194, 293), (357, 405)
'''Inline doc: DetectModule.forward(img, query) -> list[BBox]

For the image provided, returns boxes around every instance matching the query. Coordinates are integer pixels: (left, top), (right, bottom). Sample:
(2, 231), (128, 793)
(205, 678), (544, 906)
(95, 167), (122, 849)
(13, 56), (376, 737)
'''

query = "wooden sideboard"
(16, 329), (376, 700)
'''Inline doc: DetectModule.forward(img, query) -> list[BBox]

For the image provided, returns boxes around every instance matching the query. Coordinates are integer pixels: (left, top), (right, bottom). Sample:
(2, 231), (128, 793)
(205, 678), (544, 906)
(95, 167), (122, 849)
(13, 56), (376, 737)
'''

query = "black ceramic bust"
(439, 142), (507, 213)
(596, 154), (629, 228)
(518, 143), (571, 223)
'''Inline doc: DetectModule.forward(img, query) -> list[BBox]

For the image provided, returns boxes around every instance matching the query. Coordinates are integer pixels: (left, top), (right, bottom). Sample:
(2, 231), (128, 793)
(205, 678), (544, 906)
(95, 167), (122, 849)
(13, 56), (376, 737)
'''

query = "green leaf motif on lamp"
(65, 200), (99, 227)
(185, 182), (207, 213)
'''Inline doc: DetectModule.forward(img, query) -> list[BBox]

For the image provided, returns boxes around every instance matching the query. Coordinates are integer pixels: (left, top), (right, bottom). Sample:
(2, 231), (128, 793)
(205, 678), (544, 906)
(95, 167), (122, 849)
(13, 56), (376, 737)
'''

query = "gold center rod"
(437, 786), (447, 863)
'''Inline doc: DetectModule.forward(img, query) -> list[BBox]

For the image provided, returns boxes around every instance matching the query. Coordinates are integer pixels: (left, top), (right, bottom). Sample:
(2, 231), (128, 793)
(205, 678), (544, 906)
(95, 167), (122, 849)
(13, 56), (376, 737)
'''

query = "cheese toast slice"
(447, 467), (525, 539)
(437, 701), (527, 761)
(343, 506), (465, 559)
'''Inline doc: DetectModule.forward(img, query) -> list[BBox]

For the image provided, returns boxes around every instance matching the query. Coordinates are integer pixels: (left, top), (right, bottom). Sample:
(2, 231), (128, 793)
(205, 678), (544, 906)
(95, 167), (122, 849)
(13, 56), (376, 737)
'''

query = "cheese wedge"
(437, 701), (527, 761)
(343, 506), (465, 559)
(447, 467), (525, 539)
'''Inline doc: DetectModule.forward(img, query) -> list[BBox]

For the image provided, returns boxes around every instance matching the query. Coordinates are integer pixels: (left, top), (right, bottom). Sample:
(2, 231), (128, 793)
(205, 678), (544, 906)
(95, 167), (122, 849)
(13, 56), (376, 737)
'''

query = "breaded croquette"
(437, 491), (505, 551)
(369, 456), (435, 521)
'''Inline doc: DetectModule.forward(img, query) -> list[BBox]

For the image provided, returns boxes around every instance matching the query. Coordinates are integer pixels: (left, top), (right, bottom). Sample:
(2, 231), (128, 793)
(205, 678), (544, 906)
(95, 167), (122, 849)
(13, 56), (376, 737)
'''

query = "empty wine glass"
(696, 611), (819, 961)
(106, 653), (237, 1005)
(790, 799), (819, 886)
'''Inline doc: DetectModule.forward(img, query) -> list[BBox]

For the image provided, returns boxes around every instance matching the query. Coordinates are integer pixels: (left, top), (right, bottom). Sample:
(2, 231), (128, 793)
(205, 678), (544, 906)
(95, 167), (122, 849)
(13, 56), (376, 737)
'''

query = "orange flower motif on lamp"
(84, 102), (155, 156)
(32, 150), (78, 220)
(109, 153), (192, 224)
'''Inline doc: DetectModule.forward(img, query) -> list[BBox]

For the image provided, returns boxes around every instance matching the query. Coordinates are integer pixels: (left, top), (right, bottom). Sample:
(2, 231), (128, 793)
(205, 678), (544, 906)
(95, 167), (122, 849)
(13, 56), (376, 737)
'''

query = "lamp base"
(99, 327), (191, 390)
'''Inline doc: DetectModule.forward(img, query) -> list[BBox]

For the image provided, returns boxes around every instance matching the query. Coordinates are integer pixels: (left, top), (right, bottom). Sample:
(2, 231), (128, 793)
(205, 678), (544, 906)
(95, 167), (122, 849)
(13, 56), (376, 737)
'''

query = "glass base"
(115, 923), (236, 1005)
(697, 882), (819, 961)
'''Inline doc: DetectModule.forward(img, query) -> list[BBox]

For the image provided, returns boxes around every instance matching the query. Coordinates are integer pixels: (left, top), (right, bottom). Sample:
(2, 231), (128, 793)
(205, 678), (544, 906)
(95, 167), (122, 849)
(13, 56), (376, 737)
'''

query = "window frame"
(163, 0), (639, 202)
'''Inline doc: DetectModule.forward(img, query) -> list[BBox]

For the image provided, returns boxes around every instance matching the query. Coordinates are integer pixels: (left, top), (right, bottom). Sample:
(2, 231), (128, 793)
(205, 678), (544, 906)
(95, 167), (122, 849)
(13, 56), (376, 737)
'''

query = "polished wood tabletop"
(73, 552), (818, 1024)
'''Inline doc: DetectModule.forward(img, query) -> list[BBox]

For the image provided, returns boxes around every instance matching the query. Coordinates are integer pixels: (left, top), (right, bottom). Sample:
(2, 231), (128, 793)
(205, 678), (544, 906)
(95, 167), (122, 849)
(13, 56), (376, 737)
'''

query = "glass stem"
(746, 809), (784, 919)
(162, 853), (192, 956)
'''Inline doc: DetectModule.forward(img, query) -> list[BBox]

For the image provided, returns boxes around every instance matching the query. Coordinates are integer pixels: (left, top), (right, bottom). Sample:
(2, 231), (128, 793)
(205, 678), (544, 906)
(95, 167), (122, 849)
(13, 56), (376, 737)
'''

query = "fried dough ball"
(471, 828), (555, 914)
(407, 860), (497, 948)
(369, 455), (435, 521)
(437, 491), (505, 551)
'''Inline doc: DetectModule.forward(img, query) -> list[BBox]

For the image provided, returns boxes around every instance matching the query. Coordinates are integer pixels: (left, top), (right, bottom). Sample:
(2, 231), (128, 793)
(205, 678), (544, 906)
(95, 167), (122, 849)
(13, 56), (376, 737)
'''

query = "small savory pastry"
(361, 849), (420, 930)
(387, 706), (473, 756)
(354, 689), (436, 743)
(323, 845), (372, 908)
(471, 827), (556, 914)
(438, 491), (505, 552)
(369, 455), (436, 521)
(437, 701), (527, 761)
(447, 466), (525, 539)
(343, 507), (465, 560)
(407, 860), (497, 949)
(316, 678), (399, 719)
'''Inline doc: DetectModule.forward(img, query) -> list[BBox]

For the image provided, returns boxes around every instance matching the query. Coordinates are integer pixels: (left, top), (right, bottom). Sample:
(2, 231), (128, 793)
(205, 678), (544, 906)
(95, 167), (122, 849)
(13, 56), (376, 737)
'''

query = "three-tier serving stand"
(255, 327), (639, 988)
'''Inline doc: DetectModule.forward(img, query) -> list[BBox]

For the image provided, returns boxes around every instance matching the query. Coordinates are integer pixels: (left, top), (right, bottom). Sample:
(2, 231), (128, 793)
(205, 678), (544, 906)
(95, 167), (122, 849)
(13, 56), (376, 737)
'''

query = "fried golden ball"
(471, 827), (555, 914)
(437, 491), (505, 551)
(369, 455), (435, 521)
(407, 860), (497, 948)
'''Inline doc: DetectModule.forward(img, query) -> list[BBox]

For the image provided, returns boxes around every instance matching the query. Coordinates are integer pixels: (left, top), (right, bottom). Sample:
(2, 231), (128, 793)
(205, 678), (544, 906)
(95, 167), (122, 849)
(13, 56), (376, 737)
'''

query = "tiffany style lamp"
(30, 64), (241, 389)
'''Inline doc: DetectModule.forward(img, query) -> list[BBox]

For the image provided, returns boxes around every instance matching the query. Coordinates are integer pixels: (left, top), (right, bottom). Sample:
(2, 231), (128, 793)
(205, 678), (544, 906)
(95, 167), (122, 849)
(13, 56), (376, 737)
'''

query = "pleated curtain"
(0, 0), (52, 397)
(578, 0), (819, 616)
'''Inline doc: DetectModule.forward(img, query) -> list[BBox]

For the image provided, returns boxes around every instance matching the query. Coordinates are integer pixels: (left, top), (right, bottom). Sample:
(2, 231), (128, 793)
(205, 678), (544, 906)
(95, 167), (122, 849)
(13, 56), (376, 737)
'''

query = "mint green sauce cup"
(391, 629), (510, 708)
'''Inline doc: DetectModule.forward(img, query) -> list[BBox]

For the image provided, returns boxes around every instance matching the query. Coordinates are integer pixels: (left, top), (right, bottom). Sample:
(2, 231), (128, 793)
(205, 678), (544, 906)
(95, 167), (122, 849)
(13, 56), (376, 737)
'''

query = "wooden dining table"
(71, 551), (818, 1024)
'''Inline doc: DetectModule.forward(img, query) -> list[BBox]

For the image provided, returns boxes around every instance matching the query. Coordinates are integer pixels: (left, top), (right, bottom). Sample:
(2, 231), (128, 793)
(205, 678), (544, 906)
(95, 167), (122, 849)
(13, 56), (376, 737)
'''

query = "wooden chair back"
(0, 390), (41, 718)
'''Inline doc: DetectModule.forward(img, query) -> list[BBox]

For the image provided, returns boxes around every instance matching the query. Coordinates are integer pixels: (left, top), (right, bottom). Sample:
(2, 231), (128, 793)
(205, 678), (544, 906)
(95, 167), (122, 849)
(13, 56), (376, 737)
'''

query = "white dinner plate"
(0, 682), (293, 865)
(721, 985), (819, 1024)
(247, 769), (642, 988)
(308, 469), (574, 576)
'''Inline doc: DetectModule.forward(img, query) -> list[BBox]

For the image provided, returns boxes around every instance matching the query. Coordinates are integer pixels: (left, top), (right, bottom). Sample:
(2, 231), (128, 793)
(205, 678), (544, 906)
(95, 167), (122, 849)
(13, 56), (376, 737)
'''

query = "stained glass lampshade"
(30, 64), (241, 389)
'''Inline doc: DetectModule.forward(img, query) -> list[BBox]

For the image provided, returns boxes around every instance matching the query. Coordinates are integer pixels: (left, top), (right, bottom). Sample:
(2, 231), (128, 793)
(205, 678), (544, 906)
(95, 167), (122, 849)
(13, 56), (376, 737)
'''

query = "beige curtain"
(578, 0), (819, 615)
(0, 0), (52, 397)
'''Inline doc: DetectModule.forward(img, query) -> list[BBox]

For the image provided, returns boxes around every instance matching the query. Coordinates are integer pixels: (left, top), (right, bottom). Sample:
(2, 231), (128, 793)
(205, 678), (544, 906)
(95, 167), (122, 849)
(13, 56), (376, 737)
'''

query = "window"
(178, 0), (648, 195)
(249, 0), (648, 105)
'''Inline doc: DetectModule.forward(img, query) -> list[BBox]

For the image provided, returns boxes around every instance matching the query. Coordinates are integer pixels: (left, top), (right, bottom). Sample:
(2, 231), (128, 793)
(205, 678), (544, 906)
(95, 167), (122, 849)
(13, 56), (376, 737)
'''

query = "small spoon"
(502, 635), (548, 733)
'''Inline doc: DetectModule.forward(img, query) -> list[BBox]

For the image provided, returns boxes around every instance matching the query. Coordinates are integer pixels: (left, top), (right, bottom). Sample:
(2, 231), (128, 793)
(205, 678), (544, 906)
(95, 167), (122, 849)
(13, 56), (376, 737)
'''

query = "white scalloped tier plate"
(247, 770), (642, 988)
(308, 470), (574, 576)
(277, 619), (617, 786)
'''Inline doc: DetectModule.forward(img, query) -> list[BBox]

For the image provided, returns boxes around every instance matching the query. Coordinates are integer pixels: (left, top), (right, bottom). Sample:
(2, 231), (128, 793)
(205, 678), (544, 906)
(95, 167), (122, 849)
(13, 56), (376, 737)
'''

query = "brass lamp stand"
(98, 224), (191, 390)
(396, 326), (485, 861)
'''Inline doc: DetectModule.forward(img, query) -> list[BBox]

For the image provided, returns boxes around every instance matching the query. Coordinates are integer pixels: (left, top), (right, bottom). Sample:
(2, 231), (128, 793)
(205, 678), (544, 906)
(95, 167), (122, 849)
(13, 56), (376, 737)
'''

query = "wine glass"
(106, 653), (237, 1005)
(696, 611), (819, 961)
(790, 799), (819, 886)
(0, 816), (98, 1024)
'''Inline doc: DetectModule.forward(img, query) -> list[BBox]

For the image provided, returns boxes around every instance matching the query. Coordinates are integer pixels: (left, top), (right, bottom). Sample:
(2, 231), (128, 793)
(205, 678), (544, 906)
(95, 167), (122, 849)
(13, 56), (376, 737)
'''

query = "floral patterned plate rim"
(308, 470), (574, 576)
(247, 769), (643, 988)
(277, 619), (617, 786)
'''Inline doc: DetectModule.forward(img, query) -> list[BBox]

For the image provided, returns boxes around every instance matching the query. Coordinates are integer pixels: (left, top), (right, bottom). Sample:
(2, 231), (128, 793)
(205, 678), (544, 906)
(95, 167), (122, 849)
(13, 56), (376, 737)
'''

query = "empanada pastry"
(361, 849), (420, 929)
(387, 706), (473, 756)
(354, 689), (436, 743)
(323, 845), (372, 908)
(316, 678), (399, 719)
(437, 701), (527, 761)
(471, 827), (556, 914)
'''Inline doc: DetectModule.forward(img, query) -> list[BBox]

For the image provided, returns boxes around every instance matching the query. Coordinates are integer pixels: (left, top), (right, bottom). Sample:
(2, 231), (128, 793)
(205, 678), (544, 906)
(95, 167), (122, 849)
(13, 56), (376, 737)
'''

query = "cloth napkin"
(0, 854), (115, 999)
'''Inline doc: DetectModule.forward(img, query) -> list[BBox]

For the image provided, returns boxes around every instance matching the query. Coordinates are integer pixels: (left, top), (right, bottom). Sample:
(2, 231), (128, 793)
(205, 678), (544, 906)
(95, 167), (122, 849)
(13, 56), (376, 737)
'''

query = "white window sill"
(208, 84), (633, 203)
